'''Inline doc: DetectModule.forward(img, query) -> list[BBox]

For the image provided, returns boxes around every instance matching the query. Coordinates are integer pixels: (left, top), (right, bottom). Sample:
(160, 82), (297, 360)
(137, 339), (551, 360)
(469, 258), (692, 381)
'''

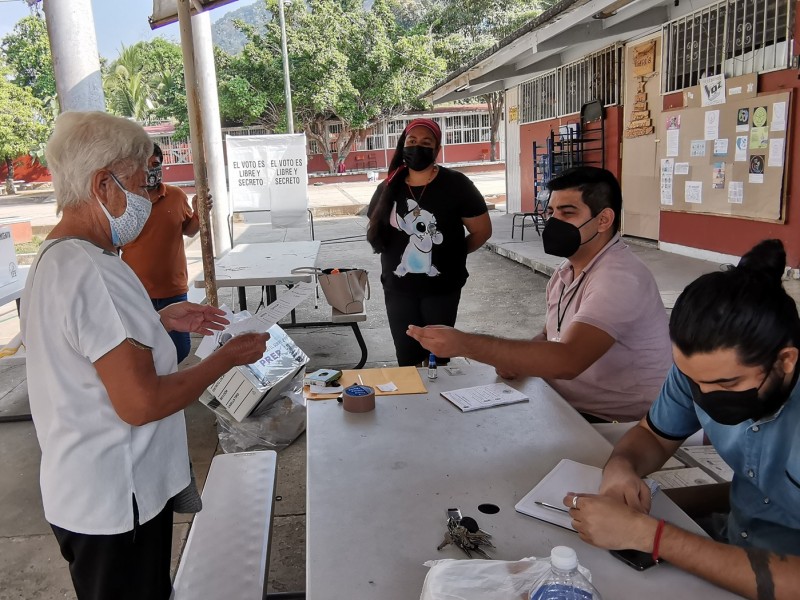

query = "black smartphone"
(609, 549), (659, 571)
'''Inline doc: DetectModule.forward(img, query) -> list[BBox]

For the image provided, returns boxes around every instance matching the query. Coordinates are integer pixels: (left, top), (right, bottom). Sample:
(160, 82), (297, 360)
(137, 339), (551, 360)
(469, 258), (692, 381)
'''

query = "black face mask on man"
(402, 146), (436, 172)
(542, 214), (599, 258)
(688, 366), (798, 425)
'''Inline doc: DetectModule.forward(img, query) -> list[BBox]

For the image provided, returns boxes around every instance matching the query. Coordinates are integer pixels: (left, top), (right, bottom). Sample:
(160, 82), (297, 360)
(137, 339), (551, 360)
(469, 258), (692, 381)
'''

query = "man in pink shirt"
(408, 167), (672, 422)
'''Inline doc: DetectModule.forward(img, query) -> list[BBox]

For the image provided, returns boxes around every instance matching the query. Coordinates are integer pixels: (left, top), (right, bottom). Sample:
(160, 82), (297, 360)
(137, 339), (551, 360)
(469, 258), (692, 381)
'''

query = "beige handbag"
(292, 267), (370, 314)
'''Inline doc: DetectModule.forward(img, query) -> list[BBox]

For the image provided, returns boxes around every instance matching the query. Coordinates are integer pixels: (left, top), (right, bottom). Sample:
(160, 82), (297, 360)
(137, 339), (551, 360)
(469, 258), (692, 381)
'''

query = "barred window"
(520, 70), (558, 123)
(663, 0), (792, 93)
(558, 44), (623, 116)
(519, 44), (622, 122)
(445, 113), (490, 145)
(353, 121), (386, 151)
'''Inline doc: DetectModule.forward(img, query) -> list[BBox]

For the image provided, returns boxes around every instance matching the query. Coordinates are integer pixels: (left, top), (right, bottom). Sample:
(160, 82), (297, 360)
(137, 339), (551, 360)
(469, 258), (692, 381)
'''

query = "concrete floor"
(3, 205), (797, 598)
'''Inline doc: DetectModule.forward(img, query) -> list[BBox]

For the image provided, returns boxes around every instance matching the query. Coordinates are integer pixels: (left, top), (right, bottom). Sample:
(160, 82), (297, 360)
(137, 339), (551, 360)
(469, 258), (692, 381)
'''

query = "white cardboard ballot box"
(206, 325), (308, 422)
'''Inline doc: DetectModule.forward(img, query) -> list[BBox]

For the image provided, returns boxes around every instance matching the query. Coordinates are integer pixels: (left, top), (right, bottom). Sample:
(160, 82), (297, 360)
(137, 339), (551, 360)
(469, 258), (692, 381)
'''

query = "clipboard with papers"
(515, 459), (661, 532)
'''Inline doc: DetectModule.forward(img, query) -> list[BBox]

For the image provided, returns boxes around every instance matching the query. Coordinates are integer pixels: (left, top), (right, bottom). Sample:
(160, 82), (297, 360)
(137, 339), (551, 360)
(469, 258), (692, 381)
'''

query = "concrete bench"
(172, 451), (278, 600)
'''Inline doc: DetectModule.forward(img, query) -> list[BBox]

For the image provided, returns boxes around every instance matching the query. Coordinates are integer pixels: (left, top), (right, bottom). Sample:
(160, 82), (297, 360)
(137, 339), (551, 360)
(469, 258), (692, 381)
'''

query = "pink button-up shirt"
(545, 235), (672, 422)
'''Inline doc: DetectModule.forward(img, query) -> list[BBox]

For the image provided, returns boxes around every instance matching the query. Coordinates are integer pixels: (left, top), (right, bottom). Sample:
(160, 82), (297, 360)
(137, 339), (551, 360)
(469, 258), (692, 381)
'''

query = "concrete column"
(193, 10), (231, 254)
(43, 0), (105, 112)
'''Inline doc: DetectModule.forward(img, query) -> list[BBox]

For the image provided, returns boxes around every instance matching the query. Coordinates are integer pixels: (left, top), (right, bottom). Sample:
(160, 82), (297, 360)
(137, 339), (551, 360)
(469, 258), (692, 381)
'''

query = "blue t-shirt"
(647, 365), (800, 554)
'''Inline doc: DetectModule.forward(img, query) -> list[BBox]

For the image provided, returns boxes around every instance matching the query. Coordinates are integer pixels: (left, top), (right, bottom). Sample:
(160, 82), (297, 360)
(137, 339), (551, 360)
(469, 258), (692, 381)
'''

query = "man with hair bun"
(565, 239), (800, 600)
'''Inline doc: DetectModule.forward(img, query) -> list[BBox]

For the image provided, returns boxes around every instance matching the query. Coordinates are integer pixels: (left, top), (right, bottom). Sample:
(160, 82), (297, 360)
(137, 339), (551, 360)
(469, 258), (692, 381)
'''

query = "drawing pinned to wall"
(749, 155), (765, 184)
(713, 139), (729, 156)
(770, 101), (787, 132)
(685, 181), (703, 204)
(768, 138), (785, 168)
(712, 162), (726, 189)
(751, 106), (768, 128)
(704, 110), (720, 140)
(735, 136), (748, 161)
(674, 163), (690, 175)
(736, 108), (750, 132)
(749, 127), (769, 150)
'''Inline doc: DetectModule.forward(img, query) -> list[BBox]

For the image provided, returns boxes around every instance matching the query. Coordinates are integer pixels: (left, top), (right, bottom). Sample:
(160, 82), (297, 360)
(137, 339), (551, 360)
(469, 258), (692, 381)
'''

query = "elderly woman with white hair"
(20, 111), (269, 600)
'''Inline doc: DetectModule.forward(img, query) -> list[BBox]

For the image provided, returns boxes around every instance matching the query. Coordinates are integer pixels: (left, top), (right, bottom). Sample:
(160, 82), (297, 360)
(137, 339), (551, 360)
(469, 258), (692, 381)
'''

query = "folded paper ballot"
(441, 383), (528, 412)
(516, 459), (661, 532)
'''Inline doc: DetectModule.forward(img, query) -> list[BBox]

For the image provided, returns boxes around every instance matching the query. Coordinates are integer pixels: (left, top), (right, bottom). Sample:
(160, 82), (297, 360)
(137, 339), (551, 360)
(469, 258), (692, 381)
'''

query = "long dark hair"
(670, 239), (800, 369)
(366, 132), (411, 253)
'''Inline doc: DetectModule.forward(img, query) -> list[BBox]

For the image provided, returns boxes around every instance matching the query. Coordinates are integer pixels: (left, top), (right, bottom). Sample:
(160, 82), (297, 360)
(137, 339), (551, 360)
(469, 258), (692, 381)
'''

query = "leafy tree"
(103, 39), (187, 130)
(0, 67), (48, 194)
(423, 0), (541, 160)
(219, 0), (445, 173)
(0, 15), (56, 104)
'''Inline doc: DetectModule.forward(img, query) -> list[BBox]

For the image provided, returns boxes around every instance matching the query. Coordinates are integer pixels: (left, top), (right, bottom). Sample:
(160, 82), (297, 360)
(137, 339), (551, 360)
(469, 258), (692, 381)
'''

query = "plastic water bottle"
(529, 547), (603, 600)
(427, 353), (438, 380)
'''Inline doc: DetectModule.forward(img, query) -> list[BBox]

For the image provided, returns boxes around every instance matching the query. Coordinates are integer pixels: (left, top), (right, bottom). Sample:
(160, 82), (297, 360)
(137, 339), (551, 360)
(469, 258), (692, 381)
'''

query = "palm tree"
(104, 45), (156, 122)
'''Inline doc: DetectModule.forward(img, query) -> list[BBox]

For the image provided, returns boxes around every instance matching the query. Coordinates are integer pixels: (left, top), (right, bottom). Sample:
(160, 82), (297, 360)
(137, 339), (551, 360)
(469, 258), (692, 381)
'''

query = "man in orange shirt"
(122, 144), (210, 363)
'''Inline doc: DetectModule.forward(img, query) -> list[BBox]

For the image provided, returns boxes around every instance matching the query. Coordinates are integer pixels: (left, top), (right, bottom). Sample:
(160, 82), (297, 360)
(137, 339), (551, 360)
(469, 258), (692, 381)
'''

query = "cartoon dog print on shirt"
(390, 199), (443, 277)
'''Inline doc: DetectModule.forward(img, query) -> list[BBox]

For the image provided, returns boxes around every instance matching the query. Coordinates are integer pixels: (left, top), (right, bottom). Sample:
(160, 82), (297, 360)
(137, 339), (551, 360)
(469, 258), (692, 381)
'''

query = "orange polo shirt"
(122, 184), (195, 299)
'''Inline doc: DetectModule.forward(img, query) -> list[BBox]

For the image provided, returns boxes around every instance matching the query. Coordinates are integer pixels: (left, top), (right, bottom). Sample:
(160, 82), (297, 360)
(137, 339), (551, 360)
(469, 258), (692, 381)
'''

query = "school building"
(423, 0), (800, 265)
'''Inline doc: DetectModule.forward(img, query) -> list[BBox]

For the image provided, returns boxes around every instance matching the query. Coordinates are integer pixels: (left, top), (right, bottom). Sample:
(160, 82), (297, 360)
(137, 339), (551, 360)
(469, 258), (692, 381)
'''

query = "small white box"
(0, 227), (19, 288)
(206, 325), (308, 422)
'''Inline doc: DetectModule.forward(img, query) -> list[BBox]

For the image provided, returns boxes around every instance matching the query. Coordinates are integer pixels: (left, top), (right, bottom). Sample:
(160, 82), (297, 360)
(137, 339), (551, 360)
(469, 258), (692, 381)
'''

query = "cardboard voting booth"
(0, 226), (19, 288)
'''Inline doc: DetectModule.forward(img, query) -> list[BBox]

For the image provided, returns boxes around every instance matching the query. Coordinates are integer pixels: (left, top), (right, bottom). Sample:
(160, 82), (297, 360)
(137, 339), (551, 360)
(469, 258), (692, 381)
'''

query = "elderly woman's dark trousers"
(50, 497), (174, 600)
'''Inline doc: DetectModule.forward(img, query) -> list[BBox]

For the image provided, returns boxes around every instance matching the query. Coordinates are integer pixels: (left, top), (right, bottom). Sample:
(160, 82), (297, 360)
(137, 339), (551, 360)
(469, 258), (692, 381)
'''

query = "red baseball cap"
(403, 118), (442, 146)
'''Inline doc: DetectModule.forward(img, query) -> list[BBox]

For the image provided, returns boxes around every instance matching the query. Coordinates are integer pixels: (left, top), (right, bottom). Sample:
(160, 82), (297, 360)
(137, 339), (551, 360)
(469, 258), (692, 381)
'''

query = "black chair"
(511, 189), (550, 240)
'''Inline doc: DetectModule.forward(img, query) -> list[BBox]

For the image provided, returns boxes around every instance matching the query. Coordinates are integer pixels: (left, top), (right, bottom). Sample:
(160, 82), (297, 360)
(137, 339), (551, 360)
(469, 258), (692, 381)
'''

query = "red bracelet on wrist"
(652, 519), (666, 562)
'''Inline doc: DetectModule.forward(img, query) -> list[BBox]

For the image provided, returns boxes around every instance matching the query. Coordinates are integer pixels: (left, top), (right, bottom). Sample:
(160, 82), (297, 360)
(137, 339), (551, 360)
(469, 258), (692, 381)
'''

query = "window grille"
(519, 44), (622, 122)
(520, 70), (558, 123)
(662, 0), (792, 93)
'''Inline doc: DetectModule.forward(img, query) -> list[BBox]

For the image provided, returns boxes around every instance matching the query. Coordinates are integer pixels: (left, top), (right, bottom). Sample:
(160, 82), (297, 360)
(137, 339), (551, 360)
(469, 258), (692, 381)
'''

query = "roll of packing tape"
(342, 384), (375, 413)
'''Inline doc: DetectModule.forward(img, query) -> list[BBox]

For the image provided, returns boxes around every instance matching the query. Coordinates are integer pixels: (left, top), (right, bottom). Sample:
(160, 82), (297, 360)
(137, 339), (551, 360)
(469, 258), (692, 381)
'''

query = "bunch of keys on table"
(437, 508), (495, 559)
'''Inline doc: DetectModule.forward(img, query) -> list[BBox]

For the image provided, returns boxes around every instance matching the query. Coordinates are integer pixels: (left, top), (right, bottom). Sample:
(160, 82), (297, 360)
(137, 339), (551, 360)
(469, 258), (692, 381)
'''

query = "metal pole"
(278, 0), (295, 132)
(177, 0), (218, 307)
(42, 0), (104, 112)
(193, 10), (232, 256)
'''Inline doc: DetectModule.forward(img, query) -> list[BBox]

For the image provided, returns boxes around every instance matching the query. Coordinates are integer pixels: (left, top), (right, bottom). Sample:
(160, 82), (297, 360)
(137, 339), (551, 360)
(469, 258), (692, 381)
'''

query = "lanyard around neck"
(555, 271), (587, 341)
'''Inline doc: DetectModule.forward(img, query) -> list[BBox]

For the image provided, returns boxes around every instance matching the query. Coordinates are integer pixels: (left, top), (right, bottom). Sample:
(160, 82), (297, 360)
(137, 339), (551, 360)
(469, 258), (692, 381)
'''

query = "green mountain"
(211, 1), (271, 55)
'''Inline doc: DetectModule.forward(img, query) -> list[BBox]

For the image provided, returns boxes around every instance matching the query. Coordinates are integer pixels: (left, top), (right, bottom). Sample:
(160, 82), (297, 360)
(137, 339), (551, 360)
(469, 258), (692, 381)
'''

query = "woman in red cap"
(367, 118), (492, 366)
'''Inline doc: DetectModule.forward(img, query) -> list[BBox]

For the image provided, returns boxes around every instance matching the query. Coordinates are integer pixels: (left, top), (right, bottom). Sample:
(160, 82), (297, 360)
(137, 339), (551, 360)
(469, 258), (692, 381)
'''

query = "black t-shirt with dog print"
(368, 167), (488, 295)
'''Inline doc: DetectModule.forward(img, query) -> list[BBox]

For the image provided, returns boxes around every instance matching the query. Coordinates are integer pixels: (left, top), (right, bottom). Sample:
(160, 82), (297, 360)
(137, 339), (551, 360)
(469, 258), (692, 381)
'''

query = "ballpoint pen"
(534, 500), (569, 513)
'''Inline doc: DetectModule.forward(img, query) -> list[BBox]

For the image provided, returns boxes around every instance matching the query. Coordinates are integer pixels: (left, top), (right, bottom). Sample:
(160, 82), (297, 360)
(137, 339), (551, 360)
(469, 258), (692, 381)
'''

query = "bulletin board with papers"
(657, 86), (791, 222)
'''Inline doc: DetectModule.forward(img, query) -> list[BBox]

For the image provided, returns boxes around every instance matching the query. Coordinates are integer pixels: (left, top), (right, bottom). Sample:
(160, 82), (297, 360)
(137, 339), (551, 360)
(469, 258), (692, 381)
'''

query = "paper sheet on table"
(515, 459), (667, 532)
(678, 446), (734, 482)
(304, 366), (426, 399)
(649, 467), (717, 489)
(441, 383), (529, 412)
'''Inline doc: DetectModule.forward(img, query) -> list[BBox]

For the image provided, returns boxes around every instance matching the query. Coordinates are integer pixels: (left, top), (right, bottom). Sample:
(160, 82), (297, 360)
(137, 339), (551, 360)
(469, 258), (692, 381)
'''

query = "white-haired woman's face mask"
(97, 173), (152, 247)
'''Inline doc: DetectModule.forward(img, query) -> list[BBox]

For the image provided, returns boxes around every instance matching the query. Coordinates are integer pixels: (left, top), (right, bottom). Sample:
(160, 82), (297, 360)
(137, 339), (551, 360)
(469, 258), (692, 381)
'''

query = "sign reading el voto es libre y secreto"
(226, 133), (309, 227)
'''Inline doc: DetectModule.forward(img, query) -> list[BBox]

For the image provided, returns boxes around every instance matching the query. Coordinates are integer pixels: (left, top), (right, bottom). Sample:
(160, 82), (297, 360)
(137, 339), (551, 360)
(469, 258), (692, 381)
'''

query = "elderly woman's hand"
(216, 332), (270, 366)
(159, 302), (229, 335)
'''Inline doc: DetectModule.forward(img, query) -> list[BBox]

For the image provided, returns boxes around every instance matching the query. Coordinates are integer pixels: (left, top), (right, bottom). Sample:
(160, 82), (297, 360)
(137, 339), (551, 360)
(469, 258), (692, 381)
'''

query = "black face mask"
(146, 165), (163, 190)
(688, 366), (798, 425)
(542, 215), (598, 258)
(402, 146), (436, 172)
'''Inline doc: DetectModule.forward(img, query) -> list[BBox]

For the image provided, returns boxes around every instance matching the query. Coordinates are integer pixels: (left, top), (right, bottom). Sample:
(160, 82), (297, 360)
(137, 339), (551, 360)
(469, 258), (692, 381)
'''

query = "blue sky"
(0, 0), (256, 60)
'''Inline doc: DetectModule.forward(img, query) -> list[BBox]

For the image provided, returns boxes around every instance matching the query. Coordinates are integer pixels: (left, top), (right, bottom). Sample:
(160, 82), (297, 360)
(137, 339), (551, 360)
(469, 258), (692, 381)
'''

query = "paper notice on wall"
(771, 101), (787, 131)
(749, 155), (765, 183)
(660, 159), (674, 205)
(712, 162), (726, 189)
(704, 110), (720, 140)
(736, 107), (750, 132)
(728, 181), (744, 204)
(735, 136), (748, 161)
(700, 74), (726, 106)
(713, 138), (728, 156)
(690, 140), (706, 157)
(768, 138), (785, 168)
(674, 162), (690, 175)
(685, 181), (703, 204)
(749, 127), (769, 150)
(666, 129), (680, 157)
